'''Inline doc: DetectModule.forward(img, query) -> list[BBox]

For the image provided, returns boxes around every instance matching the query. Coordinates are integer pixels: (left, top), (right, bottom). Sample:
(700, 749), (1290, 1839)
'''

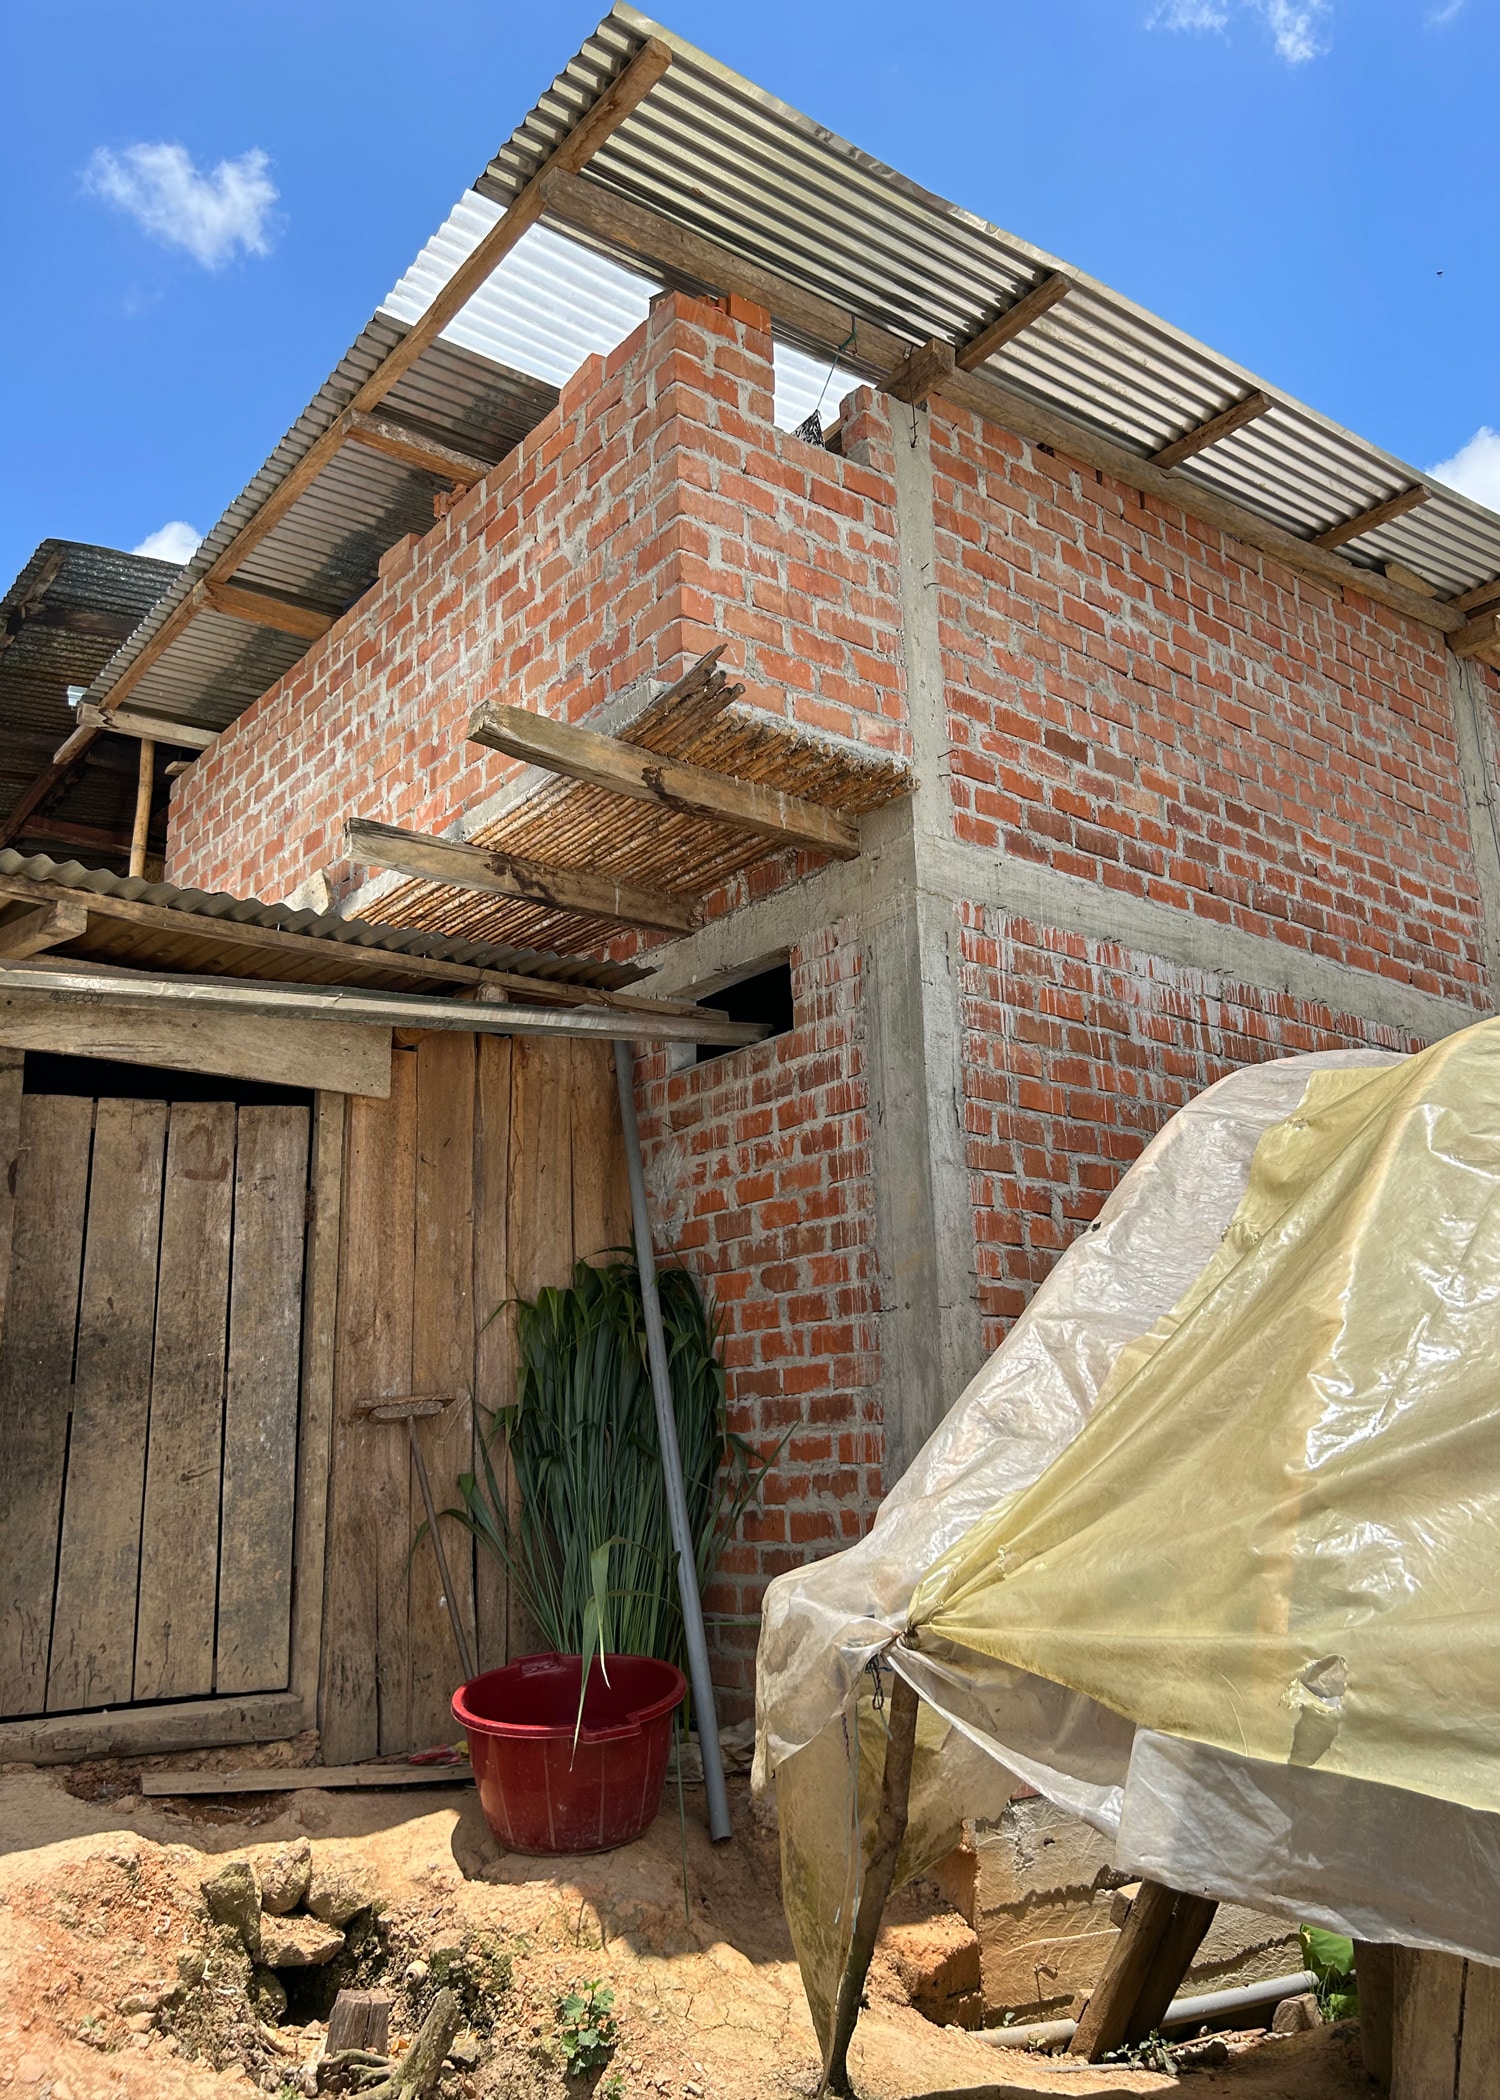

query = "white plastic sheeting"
(756, 1040), (1500, 2048)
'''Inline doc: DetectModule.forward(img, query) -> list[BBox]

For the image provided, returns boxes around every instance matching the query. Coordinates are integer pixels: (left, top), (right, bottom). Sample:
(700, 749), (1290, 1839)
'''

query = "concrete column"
(1448, 653), (1500, 1009)
(863, 402), (986, 1487)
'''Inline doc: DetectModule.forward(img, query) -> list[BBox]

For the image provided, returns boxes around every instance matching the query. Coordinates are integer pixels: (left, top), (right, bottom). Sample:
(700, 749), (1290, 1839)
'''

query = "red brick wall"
(166, 292), (905, 903)
(632, 920), (879, 1708)
(961, 908), (1425, 1349)
(930, 406), (1485, 1009)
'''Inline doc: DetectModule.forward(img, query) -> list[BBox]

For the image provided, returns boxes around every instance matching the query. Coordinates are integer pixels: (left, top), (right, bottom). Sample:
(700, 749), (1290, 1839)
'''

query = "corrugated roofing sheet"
(82, 7), (1500, 748)
(0, 849), (641, 988)
(478, 6), (1500, 598)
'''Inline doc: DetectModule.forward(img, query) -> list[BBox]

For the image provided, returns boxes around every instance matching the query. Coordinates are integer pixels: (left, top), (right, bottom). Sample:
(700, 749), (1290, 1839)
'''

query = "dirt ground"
(0, 1748), (1371, 2100)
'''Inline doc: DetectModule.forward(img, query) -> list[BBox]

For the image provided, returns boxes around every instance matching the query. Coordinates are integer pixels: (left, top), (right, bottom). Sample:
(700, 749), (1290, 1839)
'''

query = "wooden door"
(0, 1080), (310, 1719)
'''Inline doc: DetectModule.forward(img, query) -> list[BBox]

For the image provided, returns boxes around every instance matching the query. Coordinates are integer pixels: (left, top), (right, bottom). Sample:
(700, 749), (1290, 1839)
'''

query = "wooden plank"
(216, 1106), (311, 1695)
(467, 702), (862, 860)
(1391, 1947), (1465, 2099)
(1451, 576), (1500, 616)
(503, 1038), (575, 1663)
(1314, 484), (1431, 550)
(0, 901), (88, 959)
(1151, 390), (1272, 471)
(0, 1689), (304, 1765)
(0, 964), (757, 1051)
(201, 578), (334, 641)
(77, 702), (216, 750)
(345, 411), (494, 488)
(956, 271), (1071, 371)
(48, 1099), (168, 1712)
(0, 1052), (25, 1352)
(409, 1032), (478, 1738)
(93, 39), (673, 719)
(0, 990), (392, 1095)
(288, 1093), (345, 1716)
(570, 1039), (630, 1265)
(0, 1095), (93, 1714)
(346, 816), (699, 934)
(133, 1101), (235, 1703)
(471, 1034), (512, 1672)
(1458, 1958), (1500, 2100)
(141, 1760), (471, 1797)
(320, 1053), (418, 1760)
(539, 169), (1463, 639)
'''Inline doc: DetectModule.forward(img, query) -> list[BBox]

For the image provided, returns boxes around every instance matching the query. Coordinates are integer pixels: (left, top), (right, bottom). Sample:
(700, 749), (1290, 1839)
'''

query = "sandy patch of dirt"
(0, 1759), (1368, 2100)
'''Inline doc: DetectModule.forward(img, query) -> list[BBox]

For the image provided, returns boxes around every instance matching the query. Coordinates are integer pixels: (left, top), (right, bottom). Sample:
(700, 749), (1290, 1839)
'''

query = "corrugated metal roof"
(82, 7), (1500, 750)
(478, 5), (1500, 598)
(0, 848), (642, 988)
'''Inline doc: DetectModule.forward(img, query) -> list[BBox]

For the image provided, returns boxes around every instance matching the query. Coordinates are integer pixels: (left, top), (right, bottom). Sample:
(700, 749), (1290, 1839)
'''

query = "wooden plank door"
(0, 1087), (311, 1721)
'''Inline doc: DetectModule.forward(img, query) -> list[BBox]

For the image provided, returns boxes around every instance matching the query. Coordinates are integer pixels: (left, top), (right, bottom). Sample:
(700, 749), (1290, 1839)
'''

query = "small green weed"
(1300, 1924), (1359, 2020)
(555, 1979), (619, 2077)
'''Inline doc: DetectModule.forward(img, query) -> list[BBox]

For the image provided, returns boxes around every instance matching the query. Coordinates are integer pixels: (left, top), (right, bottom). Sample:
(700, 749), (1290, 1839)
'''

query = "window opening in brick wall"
(695, 962), (794, 1065)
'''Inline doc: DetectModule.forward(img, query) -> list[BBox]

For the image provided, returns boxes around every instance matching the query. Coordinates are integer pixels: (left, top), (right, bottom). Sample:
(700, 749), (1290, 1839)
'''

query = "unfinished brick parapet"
(167, 293), (905, 904)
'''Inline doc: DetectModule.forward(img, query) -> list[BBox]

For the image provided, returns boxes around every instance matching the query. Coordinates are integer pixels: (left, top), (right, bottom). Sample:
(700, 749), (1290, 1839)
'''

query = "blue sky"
(2, 0), (1497, 587)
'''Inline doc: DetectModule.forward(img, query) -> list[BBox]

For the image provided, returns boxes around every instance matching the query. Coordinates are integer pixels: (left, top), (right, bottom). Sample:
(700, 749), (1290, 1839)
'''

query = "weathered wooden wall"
(319, 1033), (630, 1761)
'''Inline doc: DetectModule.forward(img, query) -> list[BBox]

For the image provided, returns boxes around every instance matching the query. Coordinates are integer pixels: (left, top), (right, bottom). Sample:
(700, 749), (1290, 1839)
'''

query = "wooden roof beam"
(537, 169), (1464, 640)
(344, 410), (495, 489)
(1451, 609), (1500, 667)
(345, 816), (699, 933)
(199, 579), (335, 641)
(888, 338), (957, 407)
(467, 702), (863, 860)
(88, 36), (674, 719)
(1151, 390), (1271, 472)
(956, 271), (1071, 372)
(1314, 484), (1431, 551)
(1452, 575), (1500, 617)
(0, 900), (88, 960)
(72, 704), (216, 752)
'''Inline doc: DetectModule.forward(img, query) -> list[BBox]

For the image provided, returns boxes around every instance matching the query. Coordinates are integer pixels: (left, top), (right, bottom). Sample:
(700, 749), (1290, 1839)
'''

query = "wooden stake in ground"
(1068, 1878), (1219, 2061)
(819, 1669), (921, 2098)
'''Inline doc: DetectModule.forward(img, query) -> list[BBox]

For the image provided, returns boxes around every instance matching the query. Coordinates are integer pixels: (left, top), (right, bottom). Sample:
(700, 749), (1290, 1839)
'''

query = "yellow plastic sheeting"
(911, 1021), (1500, 1815)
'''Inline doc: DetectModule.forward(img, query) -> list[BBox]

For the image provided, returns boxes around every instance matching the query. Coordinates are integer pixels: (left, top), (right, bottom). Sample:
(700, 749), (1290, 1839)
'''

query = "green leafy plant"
(555, 1979), (618, 2077)
(447, 1256), (786, 1696)
(1299, 1924), (1359, 2020)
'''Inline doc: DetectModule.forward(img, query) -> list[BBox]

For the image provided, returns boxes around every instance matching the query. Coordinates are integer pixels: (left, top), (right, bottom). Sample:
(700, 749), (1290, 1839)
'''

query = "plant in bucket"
(447, 1256), (781, 1855)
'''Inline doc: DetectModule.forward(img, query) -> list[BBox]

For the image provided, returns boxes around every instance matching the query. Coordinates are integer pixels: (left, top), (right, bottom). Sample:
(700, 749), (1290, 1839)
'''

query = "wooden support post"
(1355, 1941), (1395, 2093)
(129, 739), (154, 878)
(1125, 1893), (1218, 2042)
(1069, 1878), (1178, 2060)
(820, 1670), (920, 2098)
(1391, 1947), (1466, 2099)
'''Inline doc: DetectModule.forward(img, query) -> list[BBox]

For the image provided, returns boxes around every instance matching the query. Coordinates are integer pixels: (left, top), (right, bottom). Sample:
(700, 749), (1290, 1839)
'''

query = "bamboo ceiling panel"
(369, 682), (911, 953)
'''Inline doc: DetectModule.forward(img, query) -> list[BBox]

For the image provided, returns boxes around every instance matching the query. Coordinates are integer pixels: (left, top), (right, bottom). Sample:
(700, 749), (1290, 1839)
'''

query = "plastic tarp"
(755, 1028), (1500, 2049)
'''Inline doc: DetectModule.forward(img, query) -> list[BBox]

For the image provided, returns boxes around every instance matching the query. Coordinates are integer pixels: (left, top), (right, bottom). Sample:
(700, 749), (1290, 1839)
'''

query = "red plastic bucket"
(453, 1651), (687, 1855)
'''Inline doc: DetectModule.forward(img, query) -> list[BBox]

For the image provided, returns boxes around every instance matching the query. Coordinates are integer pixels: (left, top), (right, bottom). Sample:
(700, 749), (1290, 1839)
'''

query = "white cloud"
(1429, 428), (1500, 513)
(85, 143), (277, 269)
(1428, 0), (1466, 20)
(1150, 0), (1331, 60)
(133, 521), (202, 564)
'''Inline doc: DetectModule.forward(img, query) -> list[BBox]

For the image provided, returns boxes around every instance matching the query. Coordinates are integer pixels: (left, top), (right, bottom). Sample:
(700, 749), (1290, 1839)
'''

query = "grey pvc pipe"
(979, 1968), (1319, 2051)
(613, 1042), (732, 1842)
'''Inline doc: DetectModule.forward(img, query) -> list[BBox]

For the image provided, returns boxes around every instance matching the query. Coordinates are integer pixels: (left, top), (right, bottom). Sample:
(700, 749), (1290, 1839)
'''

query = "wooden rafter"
(200, 579), (334, 641)
(1151, 390), (1271, 471)
(344, 410), (494, 488)
(537, 168), (1466, 639)
(88, 38), (672, 726)
(1452, 575), (1500, 617)
(888, 338), (956, 407)
(0, 901), (88, 960)
(75, 703), (216, 751)
(467, 702), (863, 860)
(1452, 608), (1500, 666)
(345, 817), (698, 933)
(1314, 484), (1430, 550)
(956, 271), (1071, 372)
